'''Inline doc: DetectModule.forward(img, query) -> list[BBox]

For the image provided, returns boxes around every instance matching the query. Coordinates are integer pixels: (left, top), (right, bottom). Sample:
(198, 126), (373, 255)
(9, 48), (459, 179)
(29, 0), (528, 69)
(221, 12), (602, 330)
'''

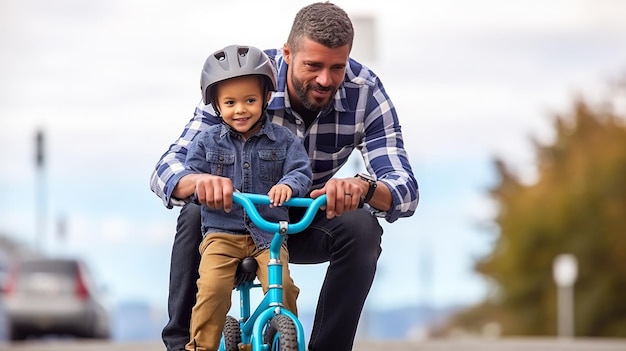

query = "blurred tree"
(439, 81), (626, 337)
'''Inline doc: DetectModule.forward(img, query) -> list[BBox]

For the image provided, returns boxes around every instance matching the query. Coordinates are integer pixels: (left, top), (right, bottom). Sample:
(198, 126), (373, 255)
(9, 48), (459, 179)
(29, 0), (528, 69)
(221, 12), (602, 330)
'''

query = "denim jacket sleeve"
(276, 134), (313, 198)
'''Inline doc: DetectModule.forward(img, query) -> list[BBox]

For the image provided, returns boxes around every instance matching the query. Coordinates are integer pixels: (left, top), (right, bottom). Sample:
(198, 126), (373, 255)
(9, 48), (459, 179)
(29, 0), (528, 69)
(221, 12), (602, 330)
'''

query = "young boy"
(182, 45), (312, 351)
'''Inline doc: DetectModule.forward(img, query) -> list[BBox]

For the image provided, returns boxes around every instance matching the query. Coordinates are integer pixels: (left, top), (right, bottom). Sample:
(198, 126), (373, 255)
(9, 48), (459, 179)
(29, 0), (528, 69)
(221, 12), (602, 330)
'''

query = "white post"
(552, 254), (578, 339)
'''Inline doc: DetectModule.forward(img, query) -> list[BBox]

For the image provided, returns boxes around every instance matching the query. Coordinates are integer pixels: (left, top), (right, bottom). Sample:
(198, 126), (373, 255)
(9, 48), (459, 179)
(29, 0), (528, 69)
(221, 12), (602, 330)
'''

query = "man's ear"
(282, 43), (291, 65)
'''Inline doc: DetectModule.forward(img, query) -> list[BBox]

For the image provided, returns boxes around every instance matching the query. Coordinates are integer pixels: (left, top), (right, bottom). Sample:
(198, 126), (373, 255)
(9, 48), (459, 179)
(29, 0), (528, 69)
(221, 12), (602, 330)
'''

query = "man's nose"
(316, 69), (332, 87)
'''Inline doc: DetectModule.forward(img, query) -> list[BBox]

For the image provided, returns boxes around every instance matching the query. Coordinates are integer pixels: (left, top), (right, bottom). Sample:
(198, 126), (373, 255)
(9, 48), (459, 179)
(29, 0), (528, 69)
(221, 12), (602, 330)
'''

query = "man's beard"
(291, 75), (336, 112)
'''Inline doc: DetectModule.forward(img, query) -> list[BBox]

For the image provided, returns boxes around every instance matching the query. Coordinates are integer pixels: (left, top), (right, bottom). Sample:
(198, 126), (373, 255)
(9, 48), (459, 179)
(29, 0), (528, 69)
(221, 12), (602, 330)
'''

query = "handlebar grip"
(232, 192), (327, 234)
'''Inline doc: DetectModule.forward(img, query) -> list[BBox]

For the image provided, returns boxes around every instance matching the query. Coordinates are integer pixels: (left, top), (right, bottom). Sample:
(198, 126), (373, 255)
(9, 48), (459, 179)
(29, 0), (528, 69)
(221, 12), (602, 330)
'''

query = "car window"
(20, 260), (76, 275)
(16, 260), (78, 295)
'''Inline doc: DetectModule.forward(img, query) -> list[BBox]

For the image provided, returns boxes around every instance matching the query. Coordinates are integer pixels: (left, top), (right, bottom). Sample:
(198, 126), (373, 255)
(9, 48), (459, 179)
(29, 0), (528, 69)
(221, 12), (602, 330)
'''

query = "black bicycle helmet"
(200, 45), (277, 108)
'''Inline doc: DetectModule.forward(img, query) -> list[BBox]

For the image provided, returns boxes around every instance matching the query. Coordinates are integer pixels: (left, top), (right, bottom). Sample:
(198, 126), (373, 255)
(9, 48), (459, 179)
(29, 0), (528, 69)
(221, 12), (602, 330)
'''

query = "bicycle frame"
(223, 192), (327, 351)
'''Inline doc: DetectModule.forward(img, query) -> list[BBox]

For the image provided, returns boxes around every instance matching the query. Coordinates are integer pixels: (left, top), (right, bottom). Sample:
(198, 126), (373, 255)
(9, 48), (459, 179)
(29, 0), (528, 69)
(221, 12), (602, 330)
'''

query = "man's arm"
(311, 74), (419, 222)
(149, 102), (219, 208)
(360, 78), (419, 223)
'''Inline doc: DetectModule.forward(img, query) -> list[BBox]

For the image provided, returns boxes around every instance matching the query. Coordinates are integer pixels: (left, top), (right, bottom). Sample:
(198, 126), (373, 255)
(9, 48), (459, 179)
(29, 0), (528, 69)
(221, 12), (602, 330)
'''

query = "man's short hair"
(287, 2), (354, 53)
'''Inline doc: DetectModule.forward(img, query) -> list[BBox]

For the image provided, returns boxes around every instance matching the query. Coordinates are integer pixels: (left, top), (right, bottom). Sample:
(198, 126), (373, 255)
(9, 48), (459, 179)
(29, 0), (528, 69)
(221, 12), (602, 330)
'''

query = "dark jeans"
(162, 203), (383, 351)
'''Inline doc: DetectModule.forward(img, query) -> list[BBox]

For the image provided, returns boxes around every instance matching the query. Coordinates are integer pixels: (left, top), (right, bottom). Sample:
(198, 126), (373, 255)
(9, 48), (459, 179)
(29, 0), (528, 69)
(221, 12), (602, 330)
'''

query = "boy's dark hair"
(287, 2), (354, 53)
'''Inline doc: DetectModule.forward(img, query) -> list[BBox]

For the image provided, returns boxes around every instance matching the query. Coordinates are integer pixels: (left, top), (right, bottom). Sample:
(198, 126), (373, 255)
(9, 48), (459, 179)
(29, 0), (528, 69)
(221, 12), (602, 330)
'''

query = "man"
(150, 2), (419, 351)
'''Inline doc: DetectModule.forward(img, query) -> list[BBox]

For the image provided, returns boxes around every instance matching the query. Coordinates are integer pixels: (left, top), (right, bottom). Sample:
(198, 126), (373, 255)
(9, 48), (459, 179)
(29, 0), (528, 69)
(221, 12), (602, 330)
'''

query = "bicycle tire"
(222, 315), (241, 351)
(263, 314), (299, 350)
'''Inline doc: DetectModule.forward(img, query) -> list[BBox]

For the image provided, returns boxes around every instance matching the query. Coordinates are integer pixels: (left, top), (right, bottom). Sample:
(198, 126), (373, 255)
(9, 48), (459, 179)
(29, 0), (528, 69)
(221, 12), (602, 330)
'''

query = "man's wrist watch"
(355, 173), (377, 204)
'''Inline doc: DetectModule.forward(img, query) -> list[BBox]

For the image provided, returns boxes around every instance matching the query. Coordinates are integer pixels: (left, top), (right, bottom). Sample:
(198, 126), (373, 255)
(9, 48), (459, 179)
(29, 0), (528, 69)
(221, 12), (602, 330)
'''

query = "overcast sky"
(1, 0), (626, 318)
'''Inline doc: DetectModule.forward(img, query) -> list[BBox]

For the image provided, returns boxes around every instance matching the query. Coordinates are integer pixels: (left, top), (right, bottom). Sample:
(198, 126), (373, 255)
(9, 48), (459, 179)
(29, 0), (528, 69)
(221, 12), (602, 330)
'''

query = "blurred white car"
(2, 257), (111, 341)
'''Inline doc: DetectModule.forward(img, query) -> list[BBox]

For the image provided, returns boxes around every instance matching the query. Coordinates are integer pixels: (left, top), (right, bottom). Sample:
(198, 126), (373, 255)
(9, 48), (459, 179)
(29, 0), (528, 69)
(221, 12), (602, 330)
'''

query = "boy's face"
(215, 75), (266, 138)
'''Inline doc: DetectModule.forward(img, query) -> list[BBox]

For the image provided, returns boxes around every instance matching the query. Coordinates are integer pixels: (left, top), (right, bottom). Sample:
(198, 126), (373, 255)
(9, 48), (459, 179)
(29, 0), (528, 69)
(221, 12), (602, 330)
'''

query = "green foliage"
(475, 89), (626, 337)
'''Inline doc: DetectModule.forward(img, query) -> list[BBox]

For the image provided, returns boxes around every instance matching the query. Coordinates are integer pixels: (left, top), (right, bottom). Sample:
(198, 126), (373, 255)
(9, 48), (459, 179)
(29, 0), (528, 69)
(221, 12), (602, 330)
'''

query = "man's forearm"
(172, 174), (198, 200)
(356, 178), (392, 211)
(368, 181), (392, 211)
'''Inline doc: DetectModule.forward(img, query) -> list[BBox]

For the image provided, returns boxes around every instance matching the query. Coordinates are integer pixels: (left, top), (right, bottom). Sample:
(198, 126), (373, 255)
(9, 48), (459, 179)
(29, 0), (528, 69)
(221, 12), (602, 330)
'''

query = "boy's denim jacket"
(184, 117), (312, 250)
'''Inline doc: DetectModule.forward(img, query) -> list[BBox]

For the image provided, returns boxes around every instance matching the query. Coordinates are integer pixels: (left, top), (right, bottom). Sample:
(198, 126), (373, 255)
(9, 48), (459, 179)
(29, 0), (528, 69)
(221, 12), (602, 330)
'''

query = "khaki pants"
(186, 233), (299, 351)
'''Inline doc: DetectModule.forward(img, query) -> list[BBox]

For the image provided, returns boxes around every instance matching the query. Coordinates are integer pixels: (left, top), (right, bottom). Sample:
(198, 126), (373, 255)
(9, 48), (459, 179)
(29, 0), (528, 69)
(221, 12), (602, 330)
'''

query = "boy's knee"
(197, 280), (232, 301)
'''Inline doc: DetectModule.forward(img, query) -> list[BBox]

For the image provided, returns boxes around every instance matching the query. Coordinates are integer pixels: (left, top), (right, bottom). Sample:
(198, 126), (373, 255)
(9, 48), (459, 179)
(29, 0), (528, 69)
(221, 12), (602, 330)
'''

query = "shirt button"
(243, 162), (250, 169)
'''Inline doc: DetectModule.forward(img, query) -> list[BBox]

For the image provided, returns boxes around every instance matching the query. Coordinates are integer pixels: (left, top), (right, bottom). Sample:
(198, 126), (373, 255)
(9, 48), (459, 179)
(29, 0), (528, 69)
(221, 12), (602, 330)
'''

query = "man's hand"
(194, 175), (234, 212)
(309, 177), (363, 219)
(174, 174), (234, 212)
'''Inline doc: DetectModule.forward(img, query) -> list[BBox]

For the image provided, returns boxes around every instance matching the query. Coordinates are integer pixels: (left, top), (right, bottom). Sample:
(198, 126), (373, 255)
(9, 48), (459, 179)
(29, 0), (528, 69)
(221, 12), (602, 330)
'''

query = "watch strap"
(355, 173), (377, 204)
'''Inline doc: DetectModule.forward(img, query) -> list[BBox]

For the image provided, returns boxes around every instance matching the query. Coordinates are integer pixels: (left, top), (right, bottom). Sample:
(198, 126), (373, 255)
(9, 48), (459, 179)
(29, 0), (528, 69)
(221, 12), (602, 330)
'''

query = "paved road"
(2, 338), (626, 351)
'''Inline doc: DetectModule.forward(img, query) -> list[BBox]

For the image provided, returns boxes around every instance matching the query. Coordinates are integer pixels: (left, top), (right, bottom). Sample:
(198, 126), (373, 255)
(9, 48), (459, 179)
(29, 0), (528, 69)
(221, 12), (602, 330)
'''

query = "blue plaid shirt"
(150, 48), (419, 223)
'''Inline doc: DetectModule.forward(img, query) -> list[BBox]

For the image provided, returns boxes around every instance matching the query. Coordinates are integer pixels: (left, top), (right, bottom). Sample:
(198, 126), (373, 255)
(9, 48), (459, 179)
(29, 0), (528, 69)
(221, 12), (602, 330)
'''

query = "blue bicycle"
(218, 192), (327, 351)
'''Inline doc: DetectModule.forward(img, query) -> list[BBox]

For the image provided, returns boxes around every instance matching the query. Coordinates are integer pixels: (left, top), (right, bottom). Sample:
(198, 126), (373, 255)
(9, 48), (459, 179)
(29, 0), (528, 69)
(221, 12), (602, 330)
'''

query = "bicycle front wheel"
(263, 314), (299, 351)
(222, 315), (241, 351)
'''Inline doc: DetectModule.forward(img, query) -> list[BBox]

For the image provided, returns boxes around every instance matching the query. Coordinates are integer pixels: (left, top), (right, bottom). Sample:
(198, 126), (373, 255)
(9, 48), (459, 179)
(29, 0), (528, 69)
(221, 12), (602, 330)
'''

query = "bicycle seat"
(234, 257), (258, 287)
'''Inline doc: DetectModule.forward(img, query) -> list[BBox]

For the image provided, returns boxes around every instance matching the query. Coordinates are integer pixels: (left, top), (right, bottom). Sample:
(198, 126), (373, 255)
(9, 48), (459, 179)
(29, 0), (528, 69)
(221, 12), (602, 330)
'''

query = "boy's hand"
(268, 184), (292, 207)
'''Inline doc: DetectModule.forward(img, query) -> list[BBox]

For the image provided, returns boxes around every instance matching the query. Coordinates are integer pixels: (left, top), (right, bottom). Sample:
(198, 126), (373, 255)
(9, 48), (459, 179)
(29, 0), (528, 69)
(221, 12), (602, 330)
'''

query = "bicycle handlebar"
(232, 192), (327, 234)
